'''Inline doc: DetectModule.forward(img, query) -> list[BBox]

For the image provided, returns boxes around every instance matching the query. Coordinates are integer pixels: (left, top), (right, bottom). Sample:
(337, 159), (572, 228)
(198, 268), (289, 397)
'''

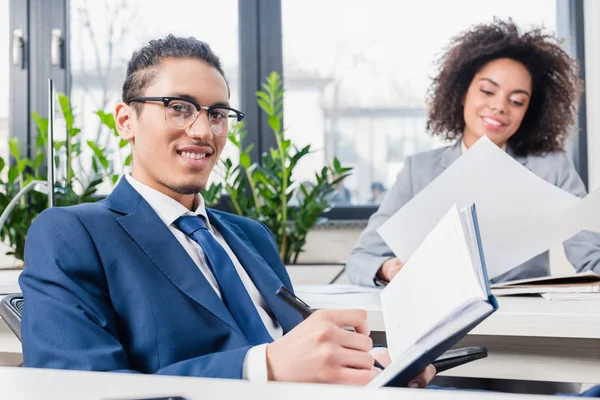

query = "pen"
(275, 285), (386, 371)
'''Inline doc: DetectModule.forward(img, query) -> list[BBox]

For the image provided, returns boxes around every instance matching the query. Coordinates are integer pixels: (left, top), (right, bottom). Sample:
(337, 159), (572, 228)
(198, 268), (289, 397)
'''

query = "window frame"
(557, 0), (589, 191)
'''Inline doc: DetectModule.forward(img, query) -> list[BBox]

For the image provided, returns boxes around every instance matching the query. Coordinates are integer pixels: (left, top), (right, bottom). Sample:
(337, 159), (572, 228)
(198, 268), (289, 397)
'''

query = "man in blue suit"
(20, 34), (435, 387)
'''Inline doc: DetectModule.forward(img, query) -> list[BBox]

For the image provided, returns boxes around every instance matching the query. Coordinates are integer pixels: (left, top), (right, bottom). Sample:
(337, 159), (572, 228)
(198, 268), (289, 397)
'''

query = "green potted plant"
(0, 94), (127, 263)
(204, 72), (352, 264)
(1, 74), (350, 267)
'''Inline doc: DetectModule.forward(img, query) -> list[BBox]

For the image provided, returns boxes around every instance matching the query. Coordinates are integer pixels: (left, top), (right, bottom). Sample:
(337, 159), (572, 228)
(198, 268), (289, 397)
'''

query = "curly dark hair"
(426, 19), (582, 156)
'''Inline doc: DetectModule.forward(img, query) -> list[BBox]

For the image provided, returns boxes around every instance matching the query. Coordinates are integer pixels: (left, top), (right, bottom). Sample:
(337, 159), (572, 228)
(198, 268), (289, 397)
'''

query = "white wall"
(585, 0), (600, 192)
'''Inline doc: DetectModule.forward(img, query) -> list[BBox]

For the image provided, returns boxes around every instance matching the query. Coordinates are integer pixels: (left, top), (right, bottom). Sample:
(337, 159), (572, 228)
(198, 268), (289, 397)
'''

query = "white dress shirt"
(125, 174), (282, 382)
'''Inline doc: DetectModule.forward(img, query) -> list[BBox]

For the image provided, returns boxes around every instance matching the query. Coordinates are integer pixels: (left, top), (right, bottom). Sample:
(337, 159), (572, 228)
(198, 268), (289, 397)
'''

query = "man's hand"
(266, 309), (379, 385)
(376, 258), (405, 283)
(408, 364), (436, 388)
(371, 348), (436, 388)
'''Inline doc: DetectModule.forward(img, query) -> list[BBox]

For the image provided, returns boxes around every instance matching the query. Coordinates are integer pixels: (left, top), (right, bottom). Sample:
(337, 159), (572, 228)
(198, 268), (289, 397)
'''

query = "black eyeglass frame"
(126, 96), (246, 122)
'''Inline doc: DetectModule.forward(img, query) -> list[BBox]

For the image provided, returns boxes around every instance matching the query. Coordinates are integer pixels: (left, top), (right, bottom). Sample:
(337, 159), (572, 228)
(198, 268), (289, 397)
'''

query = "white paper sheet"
(381, 205), (486, 360)
(542, 292), (600, 301)
(294, 284), (382, 295)
(561, 186), (600, 234)
(377, 137), (580, 279)
(295, 292), (382, 311)
(293, 285), (383, 311)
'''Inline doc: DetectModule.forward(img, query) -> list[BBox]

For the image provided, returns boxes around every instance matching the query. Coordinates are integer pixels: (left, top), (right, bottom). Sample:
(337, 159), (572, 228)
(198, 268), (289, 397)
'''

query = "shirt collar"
(124, 174), (213, 232)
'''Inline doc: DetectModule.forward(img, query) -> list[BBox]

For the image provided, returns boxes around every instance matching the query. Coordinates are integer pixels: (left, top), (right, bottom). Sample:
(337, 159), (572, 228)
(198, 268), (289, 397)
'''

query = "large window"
(282, 0), (556, 205)
(5, 0), (588, 219)
(69, 0), (240, 192)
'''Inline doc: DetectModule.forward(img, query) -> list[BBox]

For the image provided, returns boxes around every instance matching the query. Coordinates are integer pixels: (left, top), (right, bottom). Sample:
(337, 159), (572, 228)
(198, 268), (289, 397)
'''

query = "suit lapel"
(208, 211), (304, 333)
(107, 179), (243, 337)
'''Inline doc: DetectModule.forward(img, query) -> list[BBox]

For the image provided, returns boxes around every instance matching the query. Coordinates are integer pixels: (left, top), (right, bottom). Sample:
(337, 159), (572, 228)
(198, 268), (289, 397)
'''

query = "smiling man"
(20, 35), (434, 387)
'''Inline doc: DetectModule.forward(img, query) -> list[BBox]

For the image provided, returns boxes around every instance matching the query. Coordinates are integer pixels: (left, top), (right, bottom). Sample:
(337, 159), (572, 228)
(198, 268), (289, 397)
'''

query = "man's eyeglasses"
(126, 96), (245, 137)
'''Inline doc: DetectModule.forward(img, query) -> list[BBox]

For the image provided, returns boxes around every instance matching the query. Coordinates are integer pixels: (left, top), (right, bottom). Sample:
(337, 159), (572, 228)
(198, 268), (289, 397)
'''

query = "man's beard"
(168, 181), (205, 195)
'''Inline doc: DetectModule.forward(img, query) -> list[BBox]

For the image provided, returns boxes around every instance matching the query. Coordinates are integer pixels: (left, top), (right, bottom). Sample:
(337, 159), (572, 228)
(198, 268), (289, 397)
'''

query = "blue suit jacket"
(581, 386), (600, 397)
(20, 178), (303, 378)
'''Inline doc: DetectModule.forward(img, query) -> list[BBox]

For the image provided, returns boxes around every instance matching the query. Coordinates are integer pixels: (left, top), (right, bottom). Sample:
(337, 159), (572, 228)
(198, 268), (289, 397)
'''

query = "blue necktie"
(174, 215), (273, 346)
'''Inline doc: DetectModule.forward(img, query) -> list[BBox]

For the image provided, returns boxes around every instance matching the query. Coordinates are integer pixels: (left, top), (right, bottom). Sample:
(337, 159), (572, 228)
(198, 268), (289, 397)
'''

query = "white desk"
(3, 265), (599, 385)
(298, 290), (600, 385)
(0, 366), (559, 400)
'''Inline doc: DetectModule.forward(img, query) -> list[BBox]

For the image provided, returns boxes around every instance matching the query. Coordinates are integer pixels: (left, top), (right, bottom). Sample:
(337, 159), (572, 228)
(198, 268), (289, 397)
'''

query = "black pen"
(275, 285), (386, 371)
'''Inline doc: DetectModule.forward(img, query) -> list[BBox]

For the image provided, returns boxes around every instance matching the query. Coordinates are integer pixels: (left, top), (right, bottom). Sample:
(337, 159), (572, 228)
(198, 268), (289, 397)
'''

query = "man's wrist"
(243, 344), (269, 382)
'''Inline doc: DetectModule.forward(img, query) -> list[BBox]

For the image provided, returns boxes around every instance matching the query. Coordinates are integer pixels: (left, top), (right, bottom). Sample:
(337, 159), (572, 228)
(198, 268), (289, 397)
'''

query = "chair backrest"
(0, 294), (23, 342)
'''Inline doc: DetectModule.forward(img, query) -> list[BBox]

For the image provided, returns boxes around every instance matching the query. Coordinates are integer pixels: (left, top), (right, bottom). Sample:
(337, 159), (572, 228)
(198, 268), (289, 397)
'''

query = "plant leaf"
(267, 115), (281, 134)
(8, 138), (19, 160)
(240, 152), (251, 169)
(8, 166), (18, 183)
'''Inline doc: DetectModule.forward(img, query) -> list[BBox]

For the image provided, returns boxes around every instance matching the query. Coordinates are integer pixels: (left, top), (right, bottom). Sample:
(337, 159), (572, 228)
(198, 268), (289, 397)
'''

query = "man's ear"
(115, 102), (135, 141)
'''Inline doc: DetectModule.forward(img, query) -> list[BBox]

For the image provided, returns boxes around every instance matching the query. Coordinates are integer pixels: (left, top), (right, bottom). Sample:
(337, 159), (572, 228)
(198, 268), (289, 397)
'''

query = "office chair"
(0, 294), (23, 342)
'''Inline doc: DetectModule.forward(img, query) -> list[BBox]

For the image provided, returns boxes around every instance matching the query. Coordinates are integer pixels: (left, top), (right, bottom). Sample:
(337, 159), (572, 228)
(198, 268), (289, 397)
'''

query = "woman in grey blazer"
(347, 19), (600, 287)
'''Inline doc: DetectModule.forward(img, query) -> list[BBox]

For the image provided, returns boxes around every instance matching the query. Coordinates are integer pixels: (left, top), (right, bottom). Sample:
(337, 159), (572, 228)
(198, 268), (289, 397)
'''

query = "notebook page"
(381, 204), (486, 360)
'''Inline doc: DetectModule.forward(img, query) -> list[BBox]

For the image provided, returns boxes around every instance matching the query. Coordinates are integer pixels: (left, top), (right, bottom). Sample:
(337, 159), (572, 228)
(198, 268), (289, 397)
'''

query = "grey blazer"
(346, 140), (600, 287)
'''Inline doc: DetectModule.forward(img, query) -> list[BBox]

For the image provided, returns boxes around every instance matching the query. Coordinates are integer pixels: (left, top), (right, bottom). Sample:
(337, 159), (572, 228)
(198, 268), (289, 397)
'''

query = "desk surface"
(297, 289), (600, 339)
(3, 277), (599, 383)
(6, 271), (600, 339)
(0, 366), (558, 400)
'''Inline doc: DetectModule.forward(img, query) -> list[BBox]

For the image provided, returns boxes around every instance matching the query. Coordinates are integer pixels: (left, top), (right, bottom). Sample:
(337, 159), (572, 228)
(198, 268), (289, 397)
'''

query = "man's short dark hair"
(122, 34), (229, 113)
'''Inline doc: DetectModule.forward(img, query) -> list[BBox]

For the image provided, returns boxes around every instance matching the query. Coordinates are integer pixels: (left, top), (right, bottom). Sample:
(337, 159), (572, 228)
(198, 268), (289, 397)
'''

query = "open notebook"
(368, 204), (497, 388)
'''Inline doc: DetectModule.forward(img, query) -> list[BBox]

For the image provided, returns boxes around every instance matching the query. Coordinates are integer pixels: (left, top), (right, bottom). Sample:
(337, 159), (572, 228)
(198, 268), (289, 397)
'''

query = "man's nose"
(186, 112), (213, 139)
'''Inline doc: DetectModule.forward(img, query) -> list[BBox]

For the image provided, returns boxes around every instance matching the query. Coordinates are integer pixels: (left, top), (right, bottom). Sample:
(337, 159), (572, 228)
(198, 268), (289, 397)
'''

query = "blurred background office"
(2, 0), (599, 266)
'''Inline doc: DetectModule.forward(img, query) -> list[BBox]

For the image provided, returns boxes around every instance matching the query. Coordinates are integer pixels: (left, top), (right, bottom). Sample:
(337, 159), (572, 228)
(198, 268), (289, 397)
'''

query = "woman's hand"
(376, 258), (405, 283)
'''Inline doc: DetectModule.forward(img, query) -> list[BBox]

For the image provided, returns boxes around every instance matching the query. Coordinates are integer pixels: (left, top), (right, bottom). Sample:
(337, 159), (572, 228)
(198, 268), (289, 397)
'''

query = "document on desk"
(377, 136), (581, 280)
(368, 204), (497, 388)
(491, 271), (600, 296)
(541, 292), (600, 301)
(294, 284), (382, 295)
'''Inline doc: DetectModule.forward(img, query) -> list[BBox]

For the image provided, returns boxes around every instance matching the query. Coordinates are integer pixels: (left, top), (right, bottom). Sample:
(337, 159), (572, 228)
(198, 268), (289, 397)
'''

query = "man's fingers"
(371, 347), (392, 367)
(316, 309), (370, 335)
(336, 328), (373, 352)
(336, 348), (376, 370)
(407, 364), (437, 388)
